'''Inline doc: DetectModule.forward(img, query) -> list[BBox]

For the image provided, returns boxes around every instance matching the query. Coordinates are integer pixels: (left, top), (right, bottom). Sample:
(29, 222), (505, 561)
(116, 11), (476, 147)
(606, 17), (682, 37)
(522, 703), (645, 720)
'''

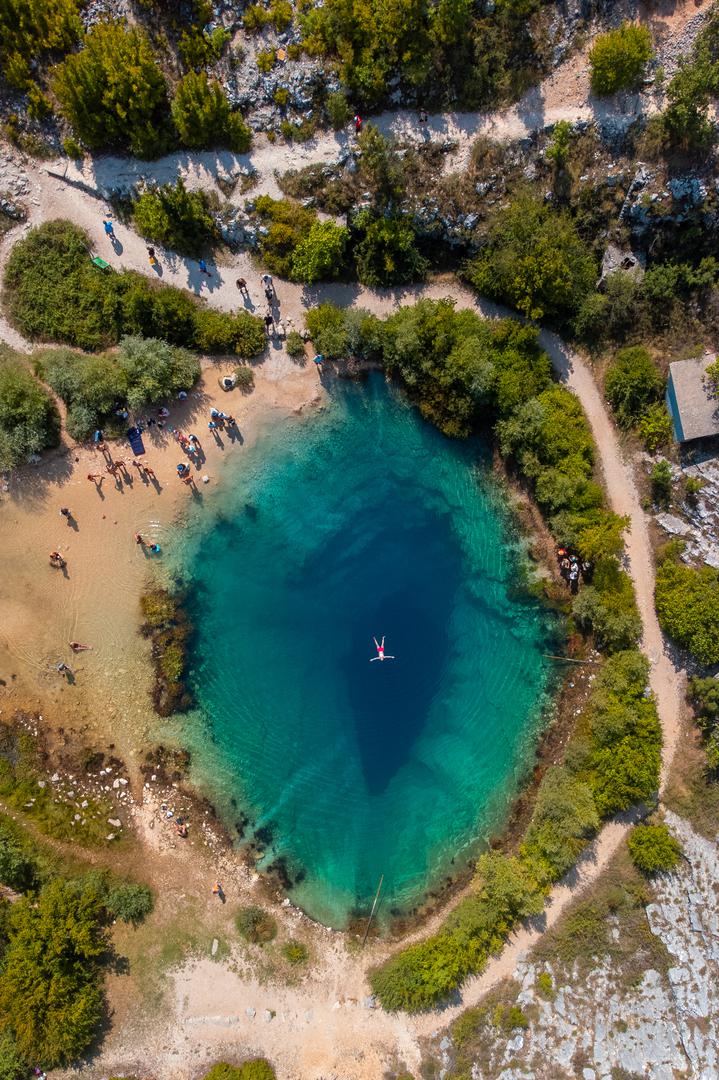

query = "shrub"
(291, 220), (349, 283)
(0, 878), (106, 1065)
(131, 178), (219, 257)
(369, 933), (468, 1012)
(467, 194), (597, 321)
(172, 72), (251, 153)
(235, 905), (277, 944)
(0, 1031), (24, 1080)
(353, 211), (428, 287)
(546, 120), (573, 168)
(656, 558), (719, 665)
(257, 49), (275, 73)
(326, 91), (351, 129)
(117, 336), (200, 411)
(286, 330), (306, 358)
(650, 459), (673, 508)
(0, 347), (60, 470)
(282, 938), (309, 964)
(233, 365), (255, 391)
(232, 313), (267, 358)
(589, 23), (652, 96)
(0, 0), (81, 90)
(576, 649), (661, 816)
(522, 766), (599, 883)
(638, 402), (673, 452)
(604, 346), (663, 427)
(254, 195), (316, 278)
(4, 221), (264, 358)
(628, 823), (681, 874)
(305, 303), (349, 358)
(105, 882), (154, 925)
(52, 22), (170, 157)
(243, 4), (269, 30)
(203, 1062), (276, 1080)
(269, 0), (293, 30)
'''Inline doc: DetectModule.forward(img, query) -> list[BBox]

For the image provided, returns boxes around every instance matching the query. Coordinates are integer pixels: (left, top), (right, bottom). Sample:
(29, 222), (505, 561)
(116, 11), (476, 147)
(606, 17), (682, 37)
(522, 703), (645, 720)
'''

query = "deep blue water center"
(173, 374), (556, 927)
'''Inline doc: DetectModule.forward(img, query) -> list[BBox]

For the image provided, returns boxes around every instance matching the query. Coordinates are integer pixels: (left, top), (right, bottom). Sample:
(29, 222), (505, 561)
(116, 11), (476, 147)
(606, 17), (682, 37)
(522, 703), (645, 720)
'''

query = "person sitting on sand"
(49, 551), (65, 568)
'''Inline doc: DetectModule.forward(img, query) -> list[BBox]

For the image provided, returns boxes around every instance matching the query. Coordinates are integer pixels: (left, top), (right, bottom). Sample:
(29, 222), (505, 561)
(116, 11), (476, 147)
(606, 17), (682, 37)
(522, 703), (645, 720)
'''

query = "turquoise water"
(171, 375), (557, 927)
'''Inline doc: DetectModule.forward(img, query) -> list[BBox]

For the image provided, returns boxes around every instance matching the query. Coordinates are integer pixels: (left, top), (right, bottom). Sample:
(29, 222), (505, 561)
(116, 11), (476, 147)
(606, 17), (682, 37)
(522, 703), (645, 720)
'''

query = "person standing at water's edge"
(371, 636), (395, 662)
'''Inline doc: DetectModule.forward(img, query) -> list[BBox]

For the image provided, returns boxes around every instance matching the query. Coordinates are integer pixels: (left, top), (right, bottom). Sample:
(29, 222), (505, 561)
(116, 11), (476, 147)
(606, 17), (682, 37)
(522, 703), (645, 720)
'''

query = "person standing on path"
(103, 220), (114, 238)
(353, 114), (362, 133)
(199, 258), (211, 276)
(236, 277), (248, 294)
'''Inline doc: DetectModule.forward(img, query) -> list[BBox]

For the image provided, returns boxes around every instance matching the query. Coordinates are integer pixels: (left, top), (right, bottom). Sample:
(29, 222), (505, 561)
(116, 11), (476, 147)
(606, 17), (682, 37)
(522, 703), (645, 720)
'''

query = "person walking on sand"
(264, 311), (274, 333)
(87, 473), (102, 485)
(144, 465), (156, 480)
(212, 881), (225, 901)
(236, 277), (248, 294)
(260, 273), (273, 291)
(103, 220), (114, 238)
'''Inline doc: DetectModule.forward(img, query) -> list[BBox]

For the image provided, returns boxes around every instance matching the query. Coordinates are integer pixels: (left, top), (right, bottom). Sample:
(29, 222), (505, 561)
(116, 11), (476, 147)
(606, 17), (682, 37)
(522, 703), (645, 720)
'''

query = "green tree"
(638, 402), (673, 452)
(604, 346), (664, 428)
(656, 558), (719, 665)
(305, 304), (349, 358)
(52, 22), (170, 157)
(0, 348), (60, 470)
(353, 212), (428, 287)
(131, 178), (219, 258)
(467, 194), (597, 321)
(105, 882), (154, 926)
(472, 851), (543, 920)
(628, 823), (681, 874)
(0, 878), (106, 1065)
(650, 459), (673, 508)
(291, 220), (349, 283)
(589, 23), (652, 96)
(171, 72), (251, 152)
(0, 0), (81, 90)
(117, 336), (200, 411)
(546, 120), (573, 168)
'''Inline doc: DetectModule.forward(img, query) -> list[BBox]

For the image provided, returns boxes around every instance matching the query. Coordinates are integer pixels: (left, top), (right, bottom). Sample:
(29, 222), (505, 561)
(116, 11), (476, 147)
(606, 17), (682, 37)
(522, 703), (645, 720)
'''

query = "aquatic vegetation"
(140, 590), (193, 716)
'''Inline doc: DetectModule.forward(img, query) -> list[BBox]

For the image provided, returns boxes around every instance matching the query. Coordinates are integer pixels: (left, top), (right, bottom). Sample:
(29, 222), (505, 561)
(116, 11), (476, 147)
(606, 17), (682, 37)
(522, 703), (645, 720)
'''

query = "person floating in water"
(370, 636), (395, 662)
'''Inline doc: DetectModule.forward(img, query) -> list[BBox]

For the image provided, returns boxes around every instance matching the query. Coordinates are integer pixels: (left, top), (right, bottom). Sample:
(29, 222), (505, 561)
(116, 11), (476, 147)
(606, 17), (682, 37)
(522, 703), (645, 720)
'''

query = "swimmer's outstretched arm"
(370, 656), (380, 662)
(384, 655), (395, 660)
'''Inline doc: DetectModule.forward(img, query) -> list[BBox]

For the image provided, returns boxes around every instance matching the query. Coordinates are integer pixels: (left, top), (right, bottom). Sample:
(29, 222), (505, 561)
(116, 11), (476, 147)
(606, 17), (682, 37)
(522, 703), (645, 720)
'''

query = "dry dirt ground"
(0, 6), (705, 1074)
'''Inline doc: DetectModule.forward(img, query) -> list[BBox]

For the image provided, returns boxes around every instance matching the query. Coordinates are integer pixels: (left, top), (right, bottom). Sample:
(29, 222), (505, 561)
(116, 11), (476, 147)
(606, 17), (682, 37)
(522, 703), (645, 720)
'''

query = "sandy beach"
(0, 347), (322, 761)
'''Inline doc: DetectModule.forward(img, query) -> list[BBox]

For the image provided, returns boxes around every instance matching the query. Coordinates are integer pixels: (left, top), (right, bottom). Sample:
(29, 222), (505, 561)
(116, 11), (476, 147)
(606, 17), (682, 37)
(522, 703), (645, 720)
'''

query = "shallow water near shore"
(168, 374), (557, 927)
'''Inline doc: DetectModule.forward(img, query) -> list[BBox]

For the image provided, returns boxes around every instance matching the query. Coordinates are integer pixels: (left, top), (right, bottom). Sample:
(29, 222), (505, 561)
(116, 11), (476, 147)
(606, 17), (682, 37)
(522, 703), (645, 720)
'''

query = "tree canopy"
(589, 23), (653, 96)
(0, 348), (60, 470)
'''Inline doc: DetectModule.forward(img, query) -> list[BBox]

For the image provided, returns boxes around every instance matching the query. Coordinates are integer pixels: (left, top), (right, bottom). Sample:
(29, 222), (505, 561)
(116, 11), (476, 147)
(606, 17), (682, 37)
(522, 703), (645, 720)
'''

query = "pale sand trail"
(0, 4), (698, 1069)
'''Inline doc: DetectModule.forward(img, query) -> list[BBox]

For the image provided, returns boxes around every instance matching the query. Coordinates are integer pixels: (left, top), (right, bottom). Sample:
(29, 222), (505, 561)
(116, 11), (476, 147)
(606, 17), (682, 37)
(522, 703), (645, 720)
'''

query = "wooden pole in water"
(362, 874), (384, 948)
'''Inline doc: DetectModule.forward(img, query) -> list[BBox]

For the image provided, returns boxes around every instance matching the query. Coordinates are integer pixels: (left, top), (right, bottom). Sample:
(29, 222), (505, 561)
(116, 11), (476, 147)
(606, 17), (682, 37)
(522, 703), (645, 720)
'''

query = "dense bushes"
(35, 337), (200, 438)
(689, 676), (719, 769)
(0, 859), (153, 1071)
(0, 0), (81, 90)
(655, 557), (719, 665)
(4, 222), (265, 358)
(628, 823), (681, 874)
(466, 195), (597, 322)
(251, 194), (427, 287)
(52, 22), (170, 158)
(589, 23), (652, 96)
(131, 179), (219, 258)
(171, 72), (251, 153)
(604, 346), (664, 428)
(0, 348), (60, 470)
(370, 649), (660, 1011)
(301, 0), (547, 111)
